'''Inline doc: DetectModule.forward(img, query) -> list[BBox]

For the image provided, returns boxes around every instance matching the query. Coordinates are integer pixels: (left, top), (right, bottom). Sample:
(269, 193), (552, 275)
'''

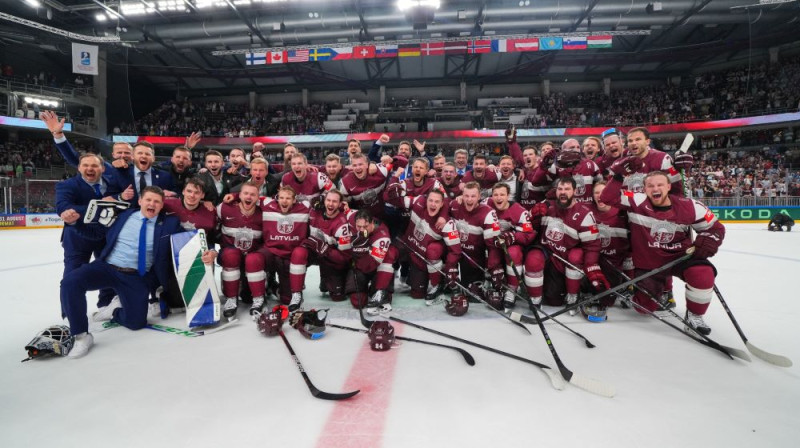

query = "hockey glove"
(585, 265), (610, 292)
(540, 148), (557, 168)
(673, 153), (694, 172)
(692, 232), (722, 259)
(495, 230), (515, 248)
(608, 156), (644, 177)
(504, 124), (517, 143)
(384, 183), (405, 201)
(300, 237), (330, 257)
(445, 264), (460, 290)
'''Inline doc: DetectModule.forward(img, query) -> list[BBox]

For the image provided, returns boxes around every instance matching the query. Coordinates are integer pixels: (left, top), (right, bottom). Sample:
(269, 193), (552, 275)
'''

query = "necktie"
(139, 171), (147, 194)
(93, 183), (102, 197)
(138, 217), (148, 276)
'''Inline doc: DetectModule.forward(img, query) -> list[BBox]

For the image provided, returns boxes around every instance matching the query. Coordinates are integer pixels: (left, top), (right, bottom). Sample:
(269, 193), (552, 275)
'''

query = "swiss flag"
(267, 51), (286, 64)
(353, 45), (376, 59)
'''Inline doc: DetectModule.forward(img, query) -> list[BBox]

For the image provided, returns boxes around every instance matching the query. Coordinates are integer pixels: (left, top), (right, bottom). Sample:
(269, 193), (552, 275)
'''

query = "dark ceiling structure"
(2, 0), (800, 95)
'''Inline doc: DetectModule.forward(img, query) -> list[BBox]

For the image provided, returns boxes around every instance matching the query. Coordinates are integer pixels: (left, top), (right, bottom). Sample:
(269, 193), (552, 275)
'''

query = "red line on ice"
(315, 323), (402, 448)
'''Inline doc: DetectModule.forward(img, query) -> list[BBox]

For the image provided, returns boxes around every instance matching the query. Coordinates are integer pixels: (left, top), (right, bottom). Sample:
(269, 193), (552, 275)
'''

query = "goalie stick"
(508, 250), (694, 325)
(461, 248), (596, 348)
(96, 319), (239, 337)
(500, 245), (615, 398)
(328, 322), (476, 366)
(359, 310), (566, 391)
(394, 238), (531, 335)
(278, 330), (361, 400)
(713, 285), (792, 367)
(601, 260), (748, 362)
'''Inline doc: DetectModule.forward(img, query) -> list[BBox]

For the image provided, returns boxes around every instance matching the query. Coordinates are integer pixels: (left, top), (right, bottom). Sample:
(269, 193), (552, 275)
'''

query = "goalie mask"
(445, 294), (469, 317)
(368, 320), (395, 351)
(22, 325), (74, 362)
(291, 309), (328, 340)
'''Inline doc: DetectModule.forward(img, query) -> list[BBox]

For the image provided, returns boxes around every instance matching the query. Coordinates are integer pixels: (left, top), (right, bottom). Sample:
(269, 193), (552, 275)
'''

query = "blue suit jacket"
(114, 165), (176, 204)
(54, 139), (119, 187)
(100, 209), (183, 292)
(56, 175), (123, 247)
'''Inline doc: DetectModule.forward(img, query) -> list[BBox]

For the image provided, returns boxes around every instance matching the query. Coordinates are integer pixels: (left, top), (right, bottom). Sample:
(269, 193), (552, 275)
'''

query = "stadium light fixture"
(23, 96), (60, 108)
(95, 13), (107, 22)
(397, 1), (441, 12)
(24, 0), (42, 8)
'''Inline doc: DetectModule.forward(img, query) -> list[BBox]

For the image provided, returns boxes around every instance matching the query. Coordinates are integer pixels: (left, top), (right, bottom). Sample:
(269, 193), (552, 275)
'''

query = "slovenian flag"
(539, 37), (563, 50)
(245, 52), (266, 65)
(563, 37), (587, 50)
(588, 35), (613, 48)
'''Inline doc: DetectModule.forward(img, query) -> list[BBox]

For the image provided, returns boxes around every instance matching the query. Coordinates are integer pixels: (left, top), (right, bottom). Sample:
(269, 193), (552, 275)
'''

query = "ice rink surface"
(0, 223), (798, 448)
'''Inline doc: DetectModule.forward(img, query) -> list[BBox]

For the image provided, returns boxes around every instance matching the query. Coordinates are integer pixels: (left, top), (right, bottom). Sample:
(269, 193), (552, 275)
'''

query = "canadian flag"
(267, 51), (286, 64)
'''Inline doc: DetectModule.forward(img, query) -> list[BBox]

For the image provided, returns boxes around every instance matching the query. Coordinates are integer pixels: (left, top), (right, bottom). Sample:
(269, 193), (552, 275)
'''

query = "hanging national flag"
(287, 49), (309, 63)
(375, 45), (398, 58)
(563, 37), (587, 50)
(331, 47), (353, 60)
(353, 45), (376, 59)
(587, 35), (613, 49)
(539, 37), (563, 51)
(511, 38), (539, 52)
(267, 51), (286, 64)
(309, 48), (334, 61)
(398, 44), (421, 57)
(468, 39), (492, 54)
(245, 52), (266, 65)
(444, 41), (468, 54)
(491, 39), (510, 53)
(421, 42), (445, 56)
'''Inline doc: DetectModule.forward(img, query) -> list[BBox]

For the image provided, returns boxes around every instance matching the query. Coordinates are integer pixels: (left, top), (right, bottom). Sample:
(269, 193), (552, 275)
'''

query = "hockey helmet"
(257, 309), (285, 337)
(467, 282), (485, 303)
(22, 325), (74, 361)
(445, 294), (469, 317)
(556, 150), (582, 168)
(485, 289), (505, 310)
(368, 320), (395, 351)
(291, 309), (328, 340)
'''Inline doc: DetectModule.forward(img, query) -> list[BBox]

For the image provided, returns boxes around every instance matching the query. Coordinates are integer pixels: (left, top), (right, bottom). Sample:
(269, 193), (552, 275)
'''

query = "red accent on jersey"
(704, 209), (715, 223)
(590, 224), (599, 234)
(522, 222), (533, 232)
(371, 247), (387, 259)
(448, 231), (459, 240)
(492, 222), (501, 231)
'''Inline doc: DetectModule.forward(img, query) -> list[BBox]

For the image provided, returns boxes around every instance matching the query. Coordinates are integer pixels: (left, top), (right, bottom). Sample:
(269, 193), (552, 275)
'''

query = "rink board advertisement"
(708, 207), (800, 223)
(0, 214), (62, 230)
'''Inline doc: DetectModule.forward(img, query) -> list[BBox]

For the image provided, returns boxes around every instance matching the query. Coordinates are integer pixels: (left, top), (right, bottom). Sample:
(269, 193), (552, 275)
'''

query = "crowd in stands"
(0, 138), (70, 178)
(1, 63), (92, 90)
(688, 150), (800, 199)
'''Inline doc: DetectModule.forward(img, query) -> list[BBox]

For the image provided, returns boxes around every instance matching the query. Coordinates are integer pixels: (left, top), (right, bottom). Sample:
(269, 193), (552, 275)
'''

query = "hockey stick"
(499, 246), (615, 398)
(712, 285), (792, 367)
(463, 248), (596, 348)
(394, 238), (531, 335)
(358, 310), (565, 391)
(278, 330), (361, 400)
(328, 322), (476, 366)
(676, 133), (694, 198)
(95, 320), (239, 337)
(508, 250), (694, 324)
(600, 260), (749, 361)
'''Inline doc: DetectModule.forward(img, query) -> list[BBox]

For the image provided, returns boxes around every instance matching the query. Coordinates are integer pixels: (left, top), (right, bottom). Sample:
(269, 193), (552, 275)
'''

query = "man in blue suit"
(56, 153), (134, 313)
(115, 141), (176, 205)
(61, 187), (210, 358)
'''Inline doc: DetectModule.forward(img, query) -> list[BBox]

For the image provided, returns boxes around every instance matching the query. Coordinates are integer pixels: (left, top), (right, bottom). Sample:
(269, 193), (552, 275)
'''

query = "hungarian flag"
(587, 35), (612, 49)
(421, 42), (444, 56)
(353, 45), (376, 59)
(468, 40), (491, 54)
(444, 41), (468, 54)
(267, 51), (286, 64)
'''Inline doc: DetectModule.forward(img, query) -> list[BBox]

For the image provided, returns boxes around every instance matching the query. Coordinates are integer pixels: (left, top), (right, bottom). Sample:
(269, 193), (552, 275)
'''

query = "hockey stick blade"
(745, 342), (792, 367)
(279, 331), (360, 400)
(329, 323), (476, 366)
(678, 133), (695, 154)
(567, 372), (616, 398)
(371, 312), (566, 391)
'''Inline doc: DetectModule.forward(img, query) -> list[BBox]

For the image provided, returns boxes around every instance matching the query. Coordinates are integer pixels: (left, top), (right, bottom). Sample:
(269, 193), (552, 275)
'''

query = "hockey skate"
(502, 288), (517, 311)
(425, 284), (444, 306)
(684, 310), (711, 336)
(394, 273), (412, 293)
(366, 290), (392, 315)
(528, 295), (542, 312)
(288, 292), (304, 312)
(223, 297), (238, 320)
(566, 293), (579, 316)
(250, 296), (265, 319)
(658, 290), (677, 310)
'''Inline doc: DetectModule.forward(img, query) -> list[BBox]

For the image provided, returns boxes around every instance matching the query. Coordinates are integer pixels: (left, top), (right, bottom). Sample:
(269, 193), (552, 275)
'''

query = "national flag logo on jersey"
(287, 49), (309, 63)
(353, 45), (376, 59)
(245, 52), (266, 65)
(421, 42), (445, 56)
(589, 224), (599, 234)
(492, 222), (501, 231)
(468, 40), (492, 54)
(563, 37), (587, 50)
(448, 230), (459, 240)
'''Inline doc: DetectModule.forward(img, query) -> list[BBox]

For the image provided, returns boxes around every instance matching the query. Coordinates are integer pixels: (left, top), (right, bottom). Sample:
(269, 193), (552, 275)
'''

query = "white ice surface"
(1, 224), (798, 448)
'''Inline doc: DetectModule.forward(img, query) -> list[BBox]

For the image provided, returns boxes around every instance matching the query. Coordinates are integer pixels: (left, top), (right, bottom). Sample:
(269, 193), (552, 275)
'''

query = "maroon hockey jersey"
(280, 170), (333, 203)
(216, 202), (263, 253)
(400, 195), (461, 260)
(449, 201), (501, 253)
(163, 198), (219, 246)
(622, 148), (683, 196)
(339, 164), (390, 219)
(260, 199), (310, 258)
(530, 159), (603, 204)
(539, 201), (601, 266)
(489, 201), (536, 247)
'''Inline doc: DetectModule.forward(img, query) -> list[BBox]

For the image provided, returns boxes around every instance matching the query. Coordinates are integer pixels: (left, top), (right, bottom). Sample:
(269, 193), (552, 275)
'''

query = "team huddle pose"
(41, 108), (724, 359)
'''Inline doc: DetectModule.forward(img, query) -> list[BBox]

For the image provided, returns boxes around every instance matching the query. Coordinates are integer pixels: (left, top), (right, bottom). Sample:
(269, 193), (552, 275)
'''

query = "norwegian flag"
(421, 42), (445, 56)
(468, 40), (492, 54)
(287, 49), (309, 63)
(267, 51), (286, 64)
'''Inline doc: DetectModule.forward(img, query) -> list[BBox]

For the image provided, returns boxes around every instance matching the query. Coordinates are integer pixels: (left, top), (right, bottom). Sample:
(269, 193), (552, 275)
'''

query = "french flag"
(491, 39), (510, 53)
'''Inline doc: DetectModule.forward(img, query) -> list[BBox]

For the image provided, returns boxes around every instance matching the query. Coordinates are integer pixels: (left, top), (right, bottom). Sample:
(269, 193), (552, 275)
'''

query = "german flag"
(398, 44), (421, 57)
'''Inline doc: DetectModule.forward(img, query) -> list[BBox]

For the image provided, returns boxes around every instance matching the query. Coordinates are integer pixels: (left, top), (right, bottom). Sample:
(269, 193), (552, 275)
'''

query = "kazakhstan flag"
(540, 37), (563, 51)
